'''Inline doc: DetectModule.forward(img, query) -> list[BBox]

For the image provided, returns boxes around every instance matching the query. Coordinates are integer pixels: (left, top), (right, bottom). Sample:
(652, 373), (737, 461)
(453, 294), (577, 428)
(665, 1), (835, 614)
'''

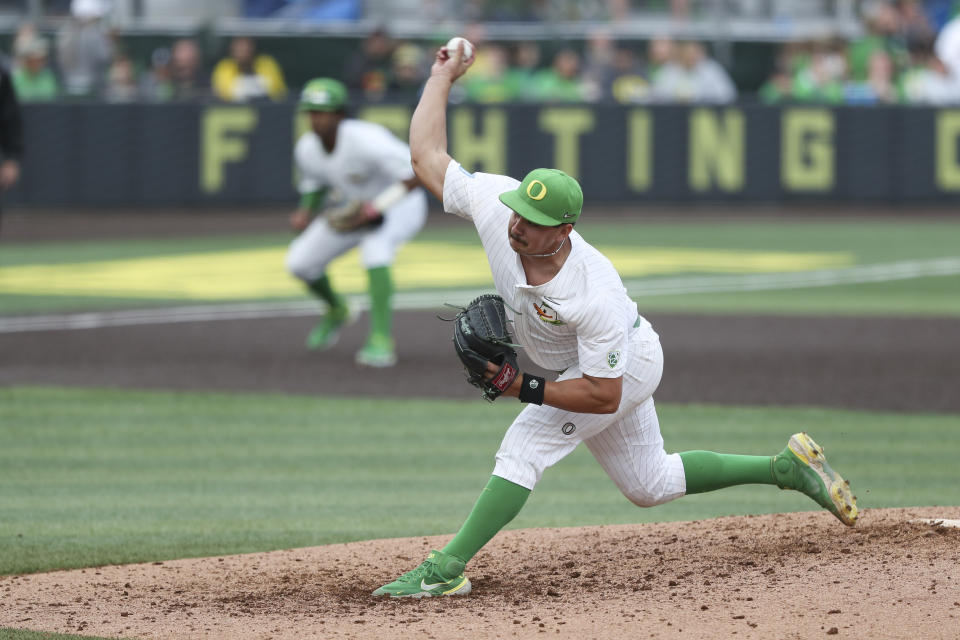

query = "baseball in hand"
(444, 37), (475, 62)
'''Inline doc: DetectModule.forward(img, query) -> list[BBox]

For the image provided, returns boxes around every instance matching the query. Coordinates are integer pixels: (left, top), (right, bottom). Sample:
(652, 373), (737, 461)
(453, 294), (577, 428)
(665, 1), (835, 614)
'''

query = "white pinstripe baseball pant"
(493, 331), (688, 507)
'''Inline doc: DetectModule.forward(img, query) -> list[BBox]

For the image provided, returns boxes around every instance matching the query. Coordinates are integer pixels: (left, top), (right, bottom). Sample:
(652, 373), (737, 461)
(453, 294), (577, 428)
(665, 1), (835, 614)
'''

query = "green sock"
(366, 266), (393, 338)
(442, 475), (530, 565)
(679, 451), (775, 494)
(307, 274), (345, 310)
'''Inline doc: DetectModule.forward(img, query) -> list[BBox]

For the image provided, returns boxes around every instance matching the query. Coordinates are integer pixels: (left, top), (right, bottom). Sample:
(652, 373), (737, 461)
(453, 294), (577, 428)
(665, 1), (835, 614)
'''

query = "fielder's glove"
(325, 200), (383, 232)
(452, 294), (520, 402)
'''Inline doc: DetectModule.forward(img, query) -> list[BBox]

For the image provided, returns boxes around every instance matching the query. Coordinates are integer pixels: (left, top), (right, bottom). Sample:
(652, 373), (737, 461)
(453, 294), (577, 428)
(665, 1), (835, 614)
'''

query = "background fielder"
(286, 77), (426, 367)
(371, 40), (859, 598)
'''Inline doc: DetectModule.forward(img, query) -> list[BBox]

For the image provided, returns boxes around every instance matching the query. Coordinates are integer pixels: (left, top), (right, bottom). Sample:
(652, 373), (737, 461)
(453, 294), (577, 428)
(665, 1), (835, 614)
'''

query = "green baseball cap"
(299, 78), (348, 111)
(498, 168), (583, 226)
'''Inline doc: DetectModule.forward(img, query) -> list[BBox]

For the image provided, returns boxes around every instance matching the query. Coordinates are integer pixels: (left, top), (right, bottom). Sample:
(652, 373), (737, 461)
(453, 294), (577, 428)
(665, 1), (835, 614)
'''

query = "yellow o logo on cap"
(526, 180), (547, 201)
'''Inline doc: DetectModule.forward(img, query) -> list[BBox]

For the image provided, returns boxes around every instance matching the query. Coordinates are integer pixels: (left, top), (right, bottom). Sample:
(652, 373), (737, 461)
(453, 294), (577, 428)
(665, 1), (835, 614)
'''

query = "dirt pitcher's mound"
(1, 507), (958, 640)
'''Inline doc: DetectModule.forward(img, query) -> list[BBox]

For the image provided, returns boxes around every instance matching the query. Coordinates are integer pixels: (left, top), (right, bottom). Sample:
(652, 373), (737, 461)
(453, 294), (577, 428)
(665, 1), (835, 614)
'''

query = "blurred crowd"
(9, 5), (210, 103)
(344, 26), (737, 104)
(6, 0), (960, 105)
(759, 0), (960, 105)
(8, 0), (291, 103)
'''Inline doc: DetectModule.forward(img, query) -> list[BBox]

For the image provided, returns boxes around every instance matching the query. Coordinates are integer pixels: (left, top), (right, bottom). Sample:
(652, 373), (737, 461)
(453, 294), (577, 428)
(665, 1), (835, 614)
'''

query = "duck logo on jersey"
(533, 300), (565, 325)
(607, 350), (621, 368)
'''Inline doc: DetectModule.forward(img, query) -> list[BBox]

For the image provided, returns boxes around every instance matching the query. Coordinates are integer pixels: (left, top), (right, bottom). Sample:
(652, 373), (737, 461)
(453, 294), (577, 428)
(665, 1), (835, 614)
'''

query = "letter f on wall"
(201, 107), (258, 193)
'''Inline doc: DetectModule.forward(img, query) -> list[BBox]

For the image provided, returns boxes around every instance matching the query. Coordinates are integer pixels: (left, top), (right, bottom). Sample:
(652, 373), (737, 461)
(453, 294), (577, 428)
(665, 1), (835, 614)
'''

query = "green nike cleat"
(305, 305), (352, 350)
(773, 432), (859, 527)
(372, 549), (471, 598)
(355, 333), (397, 367)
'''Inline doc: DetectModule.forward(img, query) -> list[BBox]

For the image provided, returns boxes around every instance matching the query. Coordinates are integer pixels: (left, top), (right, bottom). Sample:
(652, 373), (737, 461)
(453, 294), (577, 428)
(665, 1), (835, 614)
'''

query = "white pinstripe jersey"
(443, 161), (652, 378)
(295, 119), (415, 201)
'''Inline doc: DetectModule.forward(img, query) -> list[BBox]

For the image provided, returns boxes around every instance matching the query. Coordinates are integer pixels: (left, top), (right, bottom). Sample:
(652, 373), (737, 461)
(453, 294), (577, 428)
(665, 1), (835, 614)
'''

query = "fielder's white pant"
(493, 329), (688, 507)
(286, 189), (428, 282)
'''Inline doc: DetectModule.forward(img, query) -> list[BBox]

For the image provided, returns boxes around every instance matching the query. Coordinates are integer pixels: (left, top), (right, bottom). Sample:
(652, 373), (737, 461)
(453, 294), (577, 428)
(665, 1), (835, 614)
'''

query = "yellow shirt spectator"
(211, 36), (287, 102)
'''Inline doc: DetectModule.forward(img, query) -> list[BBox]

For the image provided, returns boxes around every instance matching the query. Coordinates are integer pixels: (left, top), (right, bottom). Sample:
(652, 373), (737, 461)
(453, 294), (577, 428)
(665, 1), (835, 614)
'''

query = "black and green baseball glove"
(452, 294), (520, 402)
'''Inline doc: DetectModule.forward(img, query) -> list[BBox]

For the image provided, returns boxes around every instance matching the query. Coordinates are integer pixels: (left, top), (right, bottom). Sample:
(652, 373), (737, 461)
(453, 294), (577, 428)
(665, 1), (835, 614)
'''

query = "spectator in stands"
(758, 41), (804, 103)
(651, 41), (737, 103)
(758, 70), (794, 103)
(56, 0), (114, 99)
(645, 36), (675, 86)
(104, 52), (139, 102)
(901, 36), (960, 103)
(608, 46), (651, 103)
(388, 42), (427, 101)
(344, 27), (394, 101)
(528, 48), (590, 101)
(212, 36), (287, 102)
(843, 49), (899, 103)
(139, 47), (175, 101)
(582, 27), (618, 101)
(11, 33), (59, 102)
(608, 35), (676, 103)
(169, 38), (208, 100)
(897, 0), (936, 43)
(504, 41), (542, 100)
(790, 39), (846, 103)
(12, 23), (44, 72)
(670, 0), (691, 20)
(462, 43), (515, 103)
(605, 0), (631, 20)
(848, 1), (909, 82)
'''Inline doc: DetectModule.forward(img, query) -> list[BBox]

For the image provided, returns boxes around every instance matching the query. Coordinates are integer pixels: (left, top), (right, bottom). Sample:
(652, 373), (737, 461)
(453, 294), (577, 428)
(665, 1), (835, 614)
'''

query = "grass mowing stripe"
(3, 220), (959, 267)
(630, 274), (960, 315)
(4, 258), (960, 333)
(1, 386), (957, 576)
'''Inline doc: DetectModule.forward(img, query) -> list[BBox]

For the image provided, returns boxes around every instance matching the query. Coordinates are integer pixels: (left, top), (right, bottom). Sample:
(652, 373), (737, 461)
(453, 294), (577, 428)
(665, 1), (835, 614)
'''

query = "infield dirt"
(1, 508), (959, 639)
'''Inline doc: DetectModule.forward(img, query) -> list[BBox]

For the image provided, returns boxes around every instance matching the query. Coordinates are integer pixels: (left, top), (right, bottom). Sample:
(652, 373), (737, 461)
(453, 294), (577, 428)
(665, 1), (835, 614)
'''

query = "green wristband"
(299, 191), (323, 211)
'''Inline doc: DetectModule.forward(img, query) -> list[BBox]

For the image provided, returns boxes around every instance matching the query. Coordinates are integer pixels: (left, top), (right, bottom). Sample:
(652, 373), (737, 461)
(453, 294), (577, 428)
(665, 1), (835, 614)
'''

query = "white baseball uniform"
(443, 160), (687, 506)
(286, 119), (427, 281)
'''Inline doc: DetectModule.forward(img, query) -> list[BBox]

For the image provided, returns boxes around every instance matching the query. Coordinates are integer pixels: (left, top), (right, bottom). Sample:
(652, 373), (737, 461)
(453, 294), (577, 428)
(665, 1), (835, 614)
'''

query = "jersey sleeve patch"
(606, 350), (621, 369)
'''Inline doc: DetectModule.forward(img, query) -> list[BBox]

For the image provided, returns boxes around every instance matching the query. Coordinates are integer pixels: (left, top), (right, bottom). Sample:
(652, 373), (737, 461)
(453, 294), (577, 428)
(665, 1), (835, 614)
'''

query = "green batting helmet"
(299, 78), (348, 112)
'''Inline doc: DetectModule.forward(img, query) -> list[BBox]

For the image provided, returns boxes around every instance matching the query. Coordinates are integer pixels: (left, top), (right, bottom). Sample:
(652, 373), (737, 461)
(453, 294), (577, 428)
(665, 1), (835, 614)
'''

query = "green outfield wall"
(10, 103), (960, 206)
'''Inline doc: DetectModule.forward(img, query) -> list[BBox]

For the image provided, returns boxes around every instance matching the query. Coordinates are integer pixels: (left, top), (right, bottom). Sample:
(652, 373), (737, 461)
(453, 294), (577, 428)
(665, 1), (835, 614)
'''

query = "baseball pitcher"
(372, 41), (858, 598)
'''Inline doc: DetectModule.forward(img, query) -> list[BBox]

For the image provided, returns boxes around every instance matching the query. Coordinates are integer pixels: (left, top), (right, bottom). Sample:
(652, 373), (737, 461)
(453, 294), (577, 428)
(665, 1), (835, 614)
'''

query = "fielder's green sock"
(307, 274), (346, 310)
(366, 266), (393, 338)
(679, 451), (775, 494)
(442, 475), (530, 568)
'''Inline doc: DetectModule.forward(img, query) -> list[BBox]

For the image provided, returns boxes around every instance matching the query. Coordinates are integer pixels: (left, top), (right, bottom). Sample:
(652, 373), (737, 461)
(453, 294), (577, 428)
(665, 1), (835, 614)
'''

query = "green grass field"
(2, 218), (959, 315)
(2, 386), (957, 577)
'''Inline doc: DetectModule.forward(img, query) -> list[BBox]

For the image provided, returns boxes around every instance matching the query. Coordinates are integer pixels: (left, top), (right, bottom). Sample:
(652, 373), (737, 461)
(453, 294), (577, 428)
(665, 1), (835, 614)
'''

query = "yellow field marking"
(0, 242), (851, 299)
